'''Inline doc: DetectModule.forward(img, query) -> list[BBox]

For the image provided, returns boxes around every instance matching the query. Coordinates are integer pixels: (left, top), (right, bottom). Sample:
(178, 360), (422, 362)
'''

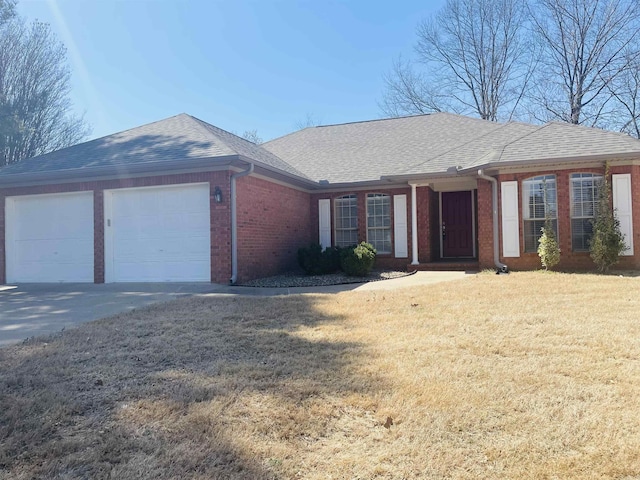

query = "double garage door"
(5, 184), (211, 283)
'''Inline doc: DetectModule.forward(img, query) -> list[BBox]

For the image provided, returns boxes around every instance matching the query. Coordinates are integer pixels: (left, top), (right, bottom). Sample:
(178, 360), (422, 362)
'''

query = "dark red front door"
(442, 191), (474, 257)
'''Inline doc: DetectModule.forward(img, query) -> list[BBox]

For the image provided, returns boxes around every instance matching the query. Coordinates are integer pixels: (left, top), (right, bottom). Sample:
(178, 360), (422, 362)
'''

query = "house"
(1, 112), (639, 284)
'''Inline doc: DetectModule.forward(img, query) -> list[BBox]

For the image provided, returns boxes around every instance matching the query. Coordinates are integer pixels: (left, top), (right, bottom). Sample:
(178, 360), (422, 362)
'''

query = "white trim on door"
(6, 191), (94, 283)
(104, 183), (211, 282)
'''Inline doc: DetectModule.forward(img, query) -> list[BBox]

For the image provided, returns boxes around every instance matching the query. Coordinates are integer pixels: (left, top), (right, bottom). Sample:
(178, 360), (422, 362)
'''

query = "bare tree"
(608, 54), (640, 138)
(0, 15), (89, 166)
(0, 0), (15, 25)
(530, 0), (640, 126)
(380, 0), (534, 121)
(294, 113), (322, 130)
(240, 129), (263, 144)
(379, 56), (450, 117)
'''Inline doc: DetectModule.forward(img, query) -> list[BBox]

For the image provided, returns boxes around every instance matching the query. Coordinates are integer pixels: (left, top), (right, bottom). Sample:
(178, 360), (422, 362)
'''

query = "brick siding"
(496, 165), (640, 271)
(477, 179), (495, 269)
(236, 176), (312, 282)
(310, 187), (413, 271)
(3, 163), (640, 285)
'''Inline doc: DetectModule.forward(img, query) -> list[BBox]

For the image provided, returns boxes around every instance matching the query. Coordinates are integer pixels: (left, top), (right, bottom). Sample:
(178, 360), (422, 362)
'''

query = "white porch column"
(411, 183), (419, 265)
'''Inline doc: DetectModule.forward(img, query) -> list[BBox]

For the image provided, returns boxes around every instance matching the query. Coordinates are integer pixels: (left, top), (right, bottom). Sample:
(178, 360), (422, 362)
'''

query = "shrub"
(297, 243), (341, 275)
(340, 242), (376, 276)
(590, 163), (626, 272)
(538, 217), (560, 270)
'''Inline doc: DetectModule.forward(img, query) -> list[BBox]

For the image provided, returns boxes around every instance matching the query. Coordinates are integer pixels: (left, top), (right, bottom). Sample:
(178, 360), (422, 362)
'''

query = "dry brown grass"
(1, 272), (640, 479)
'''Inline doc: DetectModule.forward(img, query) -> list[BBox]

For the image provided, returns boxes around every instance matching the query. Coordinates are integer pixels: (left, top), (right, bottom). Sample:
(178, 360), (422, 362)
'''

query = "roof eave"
(0, 155), (239, 188)
(380, 170), (464, 183)
(234, 155), (319, 189)
(457, 151), (640, 174)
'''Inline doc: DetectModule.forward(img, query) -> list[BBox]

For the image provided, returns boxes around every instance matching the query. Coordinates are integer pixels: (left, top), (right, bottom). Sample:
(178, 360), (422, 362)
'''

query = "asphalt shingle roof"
(0, 113), (310, 180)
(263, 113), (640, 182)
(3, 112), (640, 186)
(262, 113), (501, 183)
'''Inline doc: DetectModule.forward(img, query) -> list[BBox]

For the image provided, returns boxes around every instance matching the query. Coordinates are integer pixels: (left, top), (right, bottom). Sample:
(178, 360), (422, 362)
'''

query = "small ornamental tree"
(537, 178), (560, 270)
(538, 216), (560, 270)
(590, 163), (626, 272)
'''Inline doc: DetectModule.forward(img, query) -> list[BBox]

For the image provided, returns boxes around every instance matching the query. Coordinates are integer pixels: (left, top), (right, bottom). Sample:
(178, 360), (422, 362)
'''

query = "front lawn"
(1, 272), (639, 479)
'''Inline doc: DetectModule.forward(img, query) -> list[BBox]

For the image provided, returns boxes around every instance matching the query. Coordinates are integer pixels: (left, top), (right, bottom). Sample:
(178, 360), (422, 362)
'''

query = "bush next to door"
(340, 242), (377, 276)
(297, 243), (342, 275)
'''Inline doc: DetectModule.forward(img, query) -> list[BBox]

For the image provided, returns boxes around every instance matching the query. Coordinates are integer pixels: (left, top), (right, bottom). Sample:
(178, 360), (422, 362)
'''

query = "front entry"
(441, 190), (474, 257)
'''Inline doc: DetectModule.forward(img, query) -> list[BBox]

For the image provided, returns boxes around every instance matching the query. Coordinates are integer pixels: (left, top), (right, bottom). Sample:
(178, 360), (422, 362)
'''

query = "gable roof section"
(0, 113), (311, 182)
(262, 113), (502, 183)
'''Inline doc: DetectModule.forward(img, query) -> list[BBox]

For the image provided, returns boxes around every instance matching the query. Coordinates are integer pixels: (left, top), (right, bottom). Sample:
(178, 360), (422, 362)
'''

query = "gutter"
(457, 151), (640, 175)
(229, 163), (254, 284)
(476, 169), (508, 273)
(0, 156), (239, 187)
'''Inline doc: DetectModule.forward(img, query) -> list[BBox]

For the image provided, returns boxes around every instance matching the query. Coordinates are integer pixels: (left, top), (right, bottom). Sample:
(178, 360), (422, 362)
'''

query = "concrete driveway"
(0, 283), (216, 347)
(0, 272), (472, 347)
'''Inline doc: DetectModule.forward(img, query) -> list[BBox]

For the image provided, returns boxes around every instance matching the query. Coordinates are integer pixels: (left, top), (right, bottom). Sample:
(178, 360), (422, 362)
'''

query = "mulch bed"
(240, 269), (416, 288)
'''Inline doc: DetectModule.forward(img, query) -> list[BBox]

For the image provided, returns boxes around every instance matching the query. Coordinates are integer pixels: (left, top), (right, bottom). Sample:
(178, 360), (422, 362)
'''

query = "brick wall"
(236, 176), (312, 282)
(477, 179), (495, 269)
(496, 165), (640, 271)
(416, 187), (438, 263)
(310, 187), (413, 270)
(0, 171), (232, 284)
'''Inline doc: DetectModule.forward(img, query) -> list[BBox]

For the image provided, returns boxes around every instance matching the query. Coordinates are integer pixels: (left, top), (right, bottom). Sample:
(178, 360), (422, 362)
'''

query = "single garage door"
(5, 191), (94, 283)
(104, 183), (211, 282)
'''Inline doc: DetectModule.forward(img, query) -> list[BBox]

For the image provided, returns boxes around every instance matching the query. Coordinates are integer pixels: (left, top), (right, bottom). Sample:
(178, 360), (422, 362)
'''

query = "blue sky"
(17, 0), (444, 142)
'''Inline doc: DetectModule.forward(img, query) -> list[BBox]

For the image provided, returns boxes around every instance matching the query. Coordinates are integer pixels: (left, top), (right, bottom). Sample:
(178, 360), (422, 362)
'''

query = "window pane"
(335, 195), (358, 248)
(571, 218), (593, 251)
(570, 173), (601, 251)
(523, 176), (557, 252)
(366, 193), (391, 253)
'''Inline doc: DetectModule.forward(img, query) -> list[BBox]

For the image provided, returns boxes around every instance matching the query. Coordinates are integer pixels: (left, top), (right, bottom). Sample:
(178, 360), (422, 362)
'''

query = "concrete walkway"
(0, 271), (474, 347)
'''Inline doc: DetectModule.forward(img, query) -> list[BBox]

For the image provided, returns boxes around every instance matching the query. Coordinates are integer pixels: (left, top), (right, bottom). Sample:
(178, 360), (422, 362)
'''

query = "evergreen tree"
(590, 163), (626, 272)
(538, 215), (560, 270)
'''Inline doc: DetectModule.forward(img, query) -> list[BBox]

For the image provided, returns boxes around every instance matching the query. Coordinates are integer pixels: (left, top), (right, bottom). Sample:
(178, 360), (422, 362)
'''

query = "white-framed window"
(367, 193), (391, 254)
(334, 195), (358, 247)
(522, 175), (557, 253)
(571, 173), (602, 251)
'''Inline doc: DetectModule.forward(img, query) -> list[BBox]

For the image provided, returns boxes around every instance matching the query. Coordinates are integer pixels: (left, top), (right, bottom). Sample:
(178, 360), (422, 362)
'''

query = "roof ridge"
(315, 113), (433, 129)
(264, 112), (494, 146)
(312, 111), (494, 130)
(103, 113), (191, 142)
(546, 120), (640, 142)
(395, 120), (505, 175)
(183, 114), (245, 153)
(2, 113), (196, 165)
(492, 122), (550, 162)
(187, 114), (315, 180)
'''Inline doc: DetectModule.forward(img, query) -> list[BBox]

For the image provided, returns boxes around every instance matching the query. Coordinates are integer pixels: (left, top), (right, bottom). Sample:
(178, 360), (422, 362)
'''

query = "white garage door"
(5, 191), (94, 283)
(104, 183), (211, 282)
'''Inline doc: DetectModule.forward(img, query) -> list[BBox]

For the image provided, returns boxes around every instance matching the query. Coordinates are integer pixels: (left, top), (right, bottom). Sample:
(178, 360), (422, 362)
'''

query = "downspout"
(477, 169), (508, 273)
(230, 163), (254, 284)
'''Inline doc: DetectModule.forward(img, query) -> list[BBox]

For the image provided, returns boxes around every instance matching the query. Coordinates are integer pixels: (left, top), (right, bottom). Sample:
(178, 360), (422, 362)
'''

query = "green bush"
(590, 163), (626, 272)
(297, 243), (341, 275)
(538, 218), (560, 270)
(340, 242), (376, 276)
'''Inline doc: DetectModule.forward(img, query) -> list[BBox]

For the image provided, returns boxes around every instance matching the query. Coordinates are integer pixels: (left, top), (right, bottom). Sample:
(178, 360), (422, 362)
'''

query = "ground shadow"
(0, 283), (215, 347)
(0, 292), (386, 479)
